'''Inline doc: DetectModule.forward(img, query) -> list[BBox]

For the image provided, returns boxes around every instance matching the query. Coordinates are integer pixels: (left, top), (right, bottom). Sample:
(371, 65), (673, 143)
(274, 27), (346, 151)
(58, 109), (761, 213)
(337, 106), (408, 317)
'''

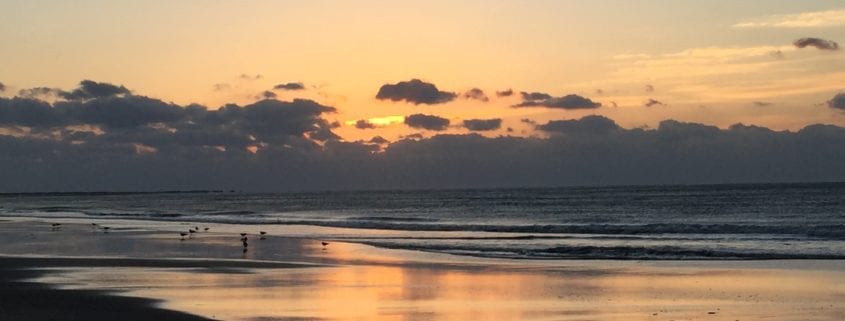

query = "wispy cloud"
(733, 8), (845, 28)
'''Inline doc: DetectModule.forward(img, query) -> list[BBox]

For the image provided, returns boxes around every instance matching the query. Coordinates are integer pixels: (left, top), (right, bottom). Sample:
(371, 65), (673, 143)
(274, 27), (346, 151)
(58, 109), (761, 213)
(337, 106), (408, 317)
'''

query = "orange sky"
(1, 1), (844, 142)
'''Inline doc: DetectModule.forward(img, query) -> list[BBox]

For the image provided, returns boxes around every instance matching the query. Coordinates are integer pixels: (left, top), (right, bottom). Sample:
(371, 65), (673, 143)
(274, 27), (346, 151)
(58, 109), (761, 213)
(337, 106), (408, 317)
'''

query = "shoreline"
(1, 219), (843, 321)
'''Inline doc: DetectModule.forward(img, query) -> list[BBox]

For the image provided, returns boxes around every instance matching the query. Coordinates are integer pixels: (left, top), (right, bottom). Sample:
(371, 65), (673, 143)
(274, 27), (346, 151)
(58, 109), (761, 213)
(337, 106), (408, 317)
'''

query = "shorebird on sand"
(259, 231), (267, 240)
(204, 227), (210, 231)
(321, 241), (329, 249)
(180, 232), (188, 240)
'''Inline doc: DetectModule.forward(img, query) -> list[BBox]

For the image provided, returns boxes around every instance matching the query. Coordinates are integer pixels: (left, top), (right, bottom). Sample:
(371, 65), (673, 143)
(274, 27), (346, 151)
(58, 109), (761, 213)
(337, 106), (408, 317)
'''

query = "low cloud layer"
(376, 79), (456, 105)
(2, 81), (845, 192)
(793, 37), (840, 50)
(404, 114), (450, 131)
(462, 118), (502, 131)
(514, 93), (602, 109)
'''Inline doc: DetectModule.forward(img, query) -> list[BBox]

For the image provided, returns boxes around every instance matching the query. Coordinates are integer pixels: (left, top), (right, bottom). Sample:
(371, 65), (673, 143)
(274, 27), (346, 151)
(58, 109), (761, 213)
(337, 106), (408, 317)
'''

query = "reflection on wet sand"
(43, 259), (844, 321)
(3, 220), (843, 321)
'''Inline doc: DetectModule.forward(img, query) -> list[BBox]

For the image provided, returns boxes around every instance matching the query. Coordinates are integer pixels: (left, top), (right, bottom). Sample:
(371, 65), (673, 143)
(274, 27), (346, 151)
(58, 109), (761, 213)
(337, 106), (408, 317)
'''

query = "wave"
(360, 243), (845, 260)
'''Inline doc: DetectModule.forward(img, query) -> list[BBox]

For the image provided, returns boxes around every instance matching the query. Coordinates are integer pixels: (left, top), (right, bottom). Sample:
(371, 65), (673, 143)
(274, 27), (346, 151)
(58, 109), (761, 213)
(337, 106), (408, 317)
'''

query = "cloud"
(462, 118), (502, 131)
(514, 93), (602, 109)
(273, 82), (305, 91)
(793, 37), (840, 50)
(368, 136), (389, 144)
(519, 91), (552, 101)
(0, 82), (5, 92)
(59, 80), (131, 101)
(733, 9), (845, 28)
(376, 79), (456, 105)
(644, 99), (665, 107)
(520, 118), (537, 125)
(752, 101), (773, 107)
(17, 87), (64, 99)
(404, 113), (450, 131)
(354, 119), (377, 129)
(239, 74), (263, 80)
(496, 89), (513, 97)
(536, 115), (620, 136)
(829, 92), (845, 110)
(258, 90), (277, 99)
(645, 84), (655, 93)
(212, 83), (231, 91)
(4, 81), (845, 192)
(462, 88), (489, 102)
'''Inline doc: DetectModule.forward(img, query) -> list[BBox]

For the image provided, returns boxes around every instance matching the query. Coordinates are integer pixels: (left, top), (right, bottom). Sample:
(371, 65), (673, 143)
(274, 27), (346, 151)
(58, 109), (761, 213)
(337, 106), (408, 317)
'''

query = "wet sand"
(0, 219), (843, 321)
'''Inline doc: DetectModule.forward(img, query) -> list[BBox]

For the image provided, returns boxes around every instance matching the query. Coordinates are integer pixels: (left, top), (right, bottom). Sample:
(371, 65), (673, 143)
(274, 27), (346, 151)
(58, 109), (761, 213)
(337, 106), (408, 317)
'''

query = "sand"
(0, 219), (843, 321)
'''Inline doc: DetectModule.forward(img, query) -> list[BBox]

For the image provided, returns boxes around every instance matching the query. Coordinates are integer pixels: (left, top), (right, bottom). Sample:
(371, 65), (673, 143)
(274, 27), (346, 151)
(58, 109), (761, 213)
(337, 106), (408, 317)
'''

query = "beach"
(0, 218), (842, 321)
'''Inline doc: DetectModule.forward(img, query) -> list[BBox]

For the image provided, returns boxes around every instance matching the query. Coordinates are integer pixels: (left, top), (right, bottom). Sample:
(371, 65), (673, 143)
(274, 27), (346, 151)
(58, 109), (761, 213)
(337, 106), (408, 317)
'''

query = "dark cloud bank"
(1, 81), (844, 192)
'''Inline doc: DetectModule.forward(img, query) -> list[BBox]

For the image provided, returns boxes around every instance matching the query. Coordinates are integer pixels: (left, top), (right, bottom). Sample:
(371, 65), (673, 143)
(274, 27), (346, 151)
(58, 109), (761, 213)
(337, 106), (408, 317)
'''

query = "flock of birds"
(50, 222), (330, 253)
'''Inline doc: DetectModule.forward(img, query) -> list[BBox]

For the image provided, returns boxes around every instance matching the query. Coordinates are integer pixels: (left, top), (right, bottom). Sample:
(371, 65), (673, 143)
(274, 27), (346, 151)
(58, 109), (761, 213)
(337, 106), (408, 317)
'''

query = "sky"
(0, 1), (844, 191)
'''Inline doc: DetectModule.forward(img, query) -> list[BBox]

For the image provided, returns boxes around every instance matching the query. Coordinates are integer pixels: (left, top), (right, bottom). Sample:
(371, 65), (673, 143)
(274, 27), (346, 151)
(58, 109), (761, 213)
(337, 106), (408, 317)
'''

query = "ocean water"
(1, 183), (844, 260)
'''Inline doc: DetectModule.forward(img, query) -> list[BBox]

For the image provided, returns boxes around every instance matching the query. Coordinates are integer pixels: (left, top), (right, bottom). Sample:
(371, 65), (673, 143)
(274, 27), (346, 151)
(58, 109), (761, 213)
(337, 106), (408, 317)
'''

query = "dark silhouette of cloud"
(463, 118), (502, 131)
(645, 84), (655, 93)
(3, 81), (845, 192)
(463, 88), (489, 102)
(793, 37), (840, 51)
(369, 136), (389, 144)
(17, 87), (63, 99)
(274, 82), (305, 91)
(496, 89), (513, 97)
(376, 79), (456, 105)
(537, 115), (620, 136)
(644, 99), (665, 107)
(520, 91), (552, 101)
(258, 91), (277, 99)
(355, 119), (376, 129)
(520, 118), (537, 125)
(752, 101), (773, 107)
(829, 92), (845, 110)
(404, 114), (450, 130)
(59, 80), (131, 101)
(514, 93), (602, 109)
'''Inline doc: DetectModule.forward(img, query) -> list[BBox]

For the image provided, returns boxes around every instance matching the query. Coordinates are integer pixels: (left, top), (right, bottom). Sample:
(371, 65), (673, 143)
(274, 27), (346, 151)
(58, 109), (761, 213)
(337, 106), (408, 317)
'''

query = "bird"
(321, 241), (329, 249)
(102, 226), (110, 233)
(240, 233), (247, 237)
(203, 227), (210, 231)
(179, 232), (188, 240)
(259, 231), (267, 240)
(50, 223), (61, 230)
(188, 229), (196, 237)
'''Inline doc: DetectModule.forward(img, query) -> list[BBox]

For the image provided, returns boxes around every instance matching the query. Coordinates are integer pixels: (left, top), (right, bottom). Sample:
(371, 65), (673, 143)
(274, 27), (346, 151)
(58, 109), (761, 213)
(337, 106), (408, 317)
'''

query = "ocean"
(2, 183), (844, 260)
